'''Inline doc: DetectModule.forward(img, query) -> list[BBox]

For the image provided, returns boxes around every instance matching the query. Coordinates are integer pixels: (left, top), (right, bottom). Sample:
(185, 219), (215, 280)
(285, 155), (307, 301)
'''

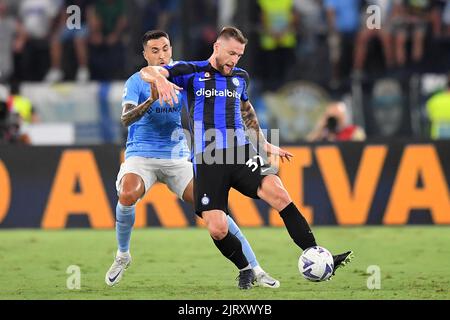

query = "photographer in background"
(307, 100), (366, 142)
(0, 85), (29, 144)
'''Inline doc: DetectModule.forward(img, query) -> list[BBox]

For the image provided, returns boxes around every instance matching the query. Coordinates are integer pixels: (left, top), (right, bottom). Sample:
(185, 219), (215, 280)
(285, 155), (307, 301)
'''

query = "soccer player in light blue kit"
(105, 30), (280, 288)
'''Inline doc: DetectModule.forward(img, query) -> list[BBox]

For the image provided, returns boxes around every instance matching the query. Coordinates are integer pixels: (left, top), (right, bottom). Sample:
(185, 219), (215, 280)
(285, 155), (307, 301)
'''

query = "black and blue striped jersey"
(164, 60), (250, 155)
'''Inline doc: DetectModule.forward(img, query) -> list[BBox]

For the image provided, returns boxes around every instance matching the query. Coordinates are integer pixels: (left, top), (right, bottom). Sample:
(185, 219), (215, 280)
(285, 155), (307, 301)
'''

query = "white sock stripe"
(117, 202), (135, 212)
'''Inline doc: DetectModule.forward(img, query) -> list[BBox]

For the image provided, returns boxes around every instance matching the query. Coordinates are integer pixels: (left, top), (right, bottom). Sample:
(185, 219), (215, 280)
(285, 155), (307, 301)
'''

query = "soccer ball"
(298, 246), (334, 282)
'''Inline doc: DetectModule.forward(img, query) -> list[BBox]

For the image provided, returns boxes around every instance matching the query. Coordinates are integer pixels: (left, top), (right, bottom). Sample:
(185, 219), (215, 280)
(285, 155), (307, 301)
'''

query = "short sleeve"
(241, 70), (250, 102)
(164, 61), (198, 88)
(122, 74), (141, 106)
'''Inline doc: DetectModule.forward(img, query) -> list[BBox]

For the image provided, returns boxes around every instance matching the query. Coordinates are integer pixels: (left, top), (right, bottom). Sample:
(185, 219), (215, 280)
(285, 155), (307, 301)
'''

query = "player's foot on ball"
(105, 251), (132, 286)
(254, 271), (280, 288)
(237, 269), (255, 290)
(328, 251), (354, 280)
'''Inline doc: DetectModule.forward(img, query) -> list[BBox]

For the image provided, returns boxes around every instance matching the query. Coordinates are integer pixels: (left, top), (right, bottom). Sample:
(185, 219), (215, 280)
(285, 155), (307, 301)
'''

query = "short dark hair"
(218, 26), (248, 44)
(142, 30), (170, 48)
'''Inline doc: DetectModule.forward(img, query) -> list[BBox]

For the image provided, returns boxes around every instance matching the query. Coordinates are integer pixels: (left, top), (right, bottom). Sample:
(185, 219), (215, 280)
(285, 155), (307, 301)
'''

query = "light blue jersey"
(122, 72), (190, 159)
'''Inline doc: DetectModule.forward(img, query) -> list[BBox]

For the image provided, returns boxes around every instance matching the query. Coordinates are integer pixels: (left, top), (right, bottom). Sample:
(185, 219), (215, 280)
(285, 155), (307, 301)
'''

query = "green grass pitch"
(0, 226), (449, 300)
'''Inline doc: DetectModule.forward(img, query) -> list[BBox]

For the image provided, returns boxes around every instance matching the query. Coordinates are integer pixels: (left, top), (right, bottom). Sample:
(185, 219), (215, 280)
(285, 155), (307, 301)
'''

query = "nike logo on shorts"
(261, 167), (271, 174)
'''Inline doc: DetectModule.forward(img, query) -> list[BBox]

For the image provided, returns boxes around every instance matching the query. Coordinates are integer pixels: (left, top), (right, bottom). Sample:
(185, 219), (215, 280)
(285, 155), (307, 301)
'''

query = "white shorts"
(115, 156), (193, 200)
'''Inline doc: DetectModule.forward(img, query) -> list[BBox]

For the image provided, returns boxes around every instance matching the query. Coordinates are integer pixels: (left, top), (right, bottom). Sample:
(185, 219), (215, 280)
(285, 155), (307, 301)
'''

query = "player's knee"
(208, 223), (228, 240)
(119, 190), (139, 206)
(273, 187), (292, 210)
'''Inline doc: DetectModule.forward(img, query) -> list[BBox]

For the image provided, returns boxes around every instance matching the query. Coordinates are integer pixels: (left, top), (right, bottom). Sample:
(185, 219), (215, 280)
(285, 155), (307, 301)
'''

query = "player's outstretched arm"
(240, 100), (293, 162)
(140, 66), (182, 107)
(121, 83), (159, 127)
(240, 100), (267, 146)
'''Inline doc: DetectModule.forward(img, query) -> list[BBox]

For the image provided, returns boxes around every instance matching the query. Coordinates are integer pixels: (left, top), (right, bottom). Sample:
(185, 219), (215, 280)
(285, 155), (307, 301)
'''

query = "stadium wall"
(0, 141), (449, 228)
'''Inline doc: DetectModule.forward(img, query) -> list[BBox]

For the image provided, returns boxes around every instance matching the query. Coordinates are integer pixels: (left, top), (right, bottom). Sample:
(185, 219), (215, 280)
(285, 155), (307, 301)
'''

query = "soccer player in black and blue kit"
(105, 30), (280, 288)
(141, 27), (353, 290)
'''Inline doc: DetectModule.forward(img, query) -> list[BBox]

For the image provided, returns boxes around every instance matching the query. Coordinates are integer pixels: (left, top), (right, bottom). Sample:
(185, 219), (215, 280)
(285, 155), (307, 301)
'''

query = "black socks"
(213, 231), (249, 270)
(279, 202), (317, 250)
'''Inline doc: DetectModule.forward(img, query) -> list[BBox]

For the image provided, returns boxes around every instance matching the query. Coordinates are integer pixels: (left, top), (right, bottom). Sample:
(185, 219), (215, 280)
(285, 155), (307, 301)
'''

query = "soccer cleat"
(237, 269), (255, 290)
(328, 251), (354, 280)
(254, 272), (280, 288)
(105, 251), (132, 286)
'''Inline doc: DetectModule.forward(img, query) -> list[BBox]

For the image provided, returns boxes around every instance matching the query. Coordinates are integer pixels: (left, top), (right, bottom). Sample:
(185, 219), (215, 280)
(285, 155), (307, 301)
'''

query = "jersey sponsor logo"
(151, 106), (182, 114)
(195, 88), (241, 99)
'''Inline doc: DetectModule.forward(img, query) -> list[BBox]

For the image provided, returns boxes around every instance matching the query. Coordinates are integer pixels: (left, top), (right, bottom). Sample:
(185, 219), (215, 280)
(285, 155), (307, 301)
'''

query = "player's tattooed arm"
(121, 83), (158, 127)
(240, 100), (267, 146)
(240, 100), (293, 162)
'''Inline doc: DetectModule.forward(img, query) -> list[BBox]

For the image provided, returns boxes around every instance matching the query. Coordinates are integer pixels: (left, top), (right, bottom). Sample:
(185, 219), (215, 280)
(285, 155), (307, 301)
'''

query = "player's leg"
(257, 174), (317, 250)
(165, 160), (264, 274)
(227, 216), (280, 288)
(182, 179), (194, 203)
(173, 163), (279, 288)
(160, 159), (194, 204)
(230, 145), (315, 249)
(202, 209), (254, 290)
(105, 172), (144, 286)
(193, 156), (254, 290)
(227, 217), (257, 268)
(233, 145), (352, 276)
(116, 173), (145, 253)
(257, 174), (353, 275)
(106, 157), (155, 286)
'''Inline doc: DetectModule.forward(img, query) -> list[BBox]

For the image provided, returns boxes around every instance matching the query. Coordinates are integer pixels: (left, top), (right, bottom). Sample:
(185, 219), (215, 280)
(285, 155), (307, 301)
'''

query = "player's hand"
(150, 82), (159, 102)
(155, 77), (183, 107)
(263, 143), (293, 163)
(140, 67), (182, 107)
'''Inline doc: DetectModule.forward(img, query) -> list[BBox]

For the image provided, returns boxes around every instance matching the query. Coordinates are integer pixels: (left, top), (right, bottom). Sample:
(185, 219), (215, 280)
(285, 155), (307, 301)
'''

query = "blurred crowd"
(0, 0), (448, 85)
(250, 0), (450, 92)
(0, 0), (449, 143)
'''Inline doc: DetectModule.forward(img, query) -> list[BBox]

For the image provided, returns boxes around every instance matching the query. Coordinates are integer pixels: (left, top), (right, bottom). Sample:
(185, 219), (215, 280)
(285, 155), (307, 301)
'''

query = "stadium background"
(0, 0), (449, 301)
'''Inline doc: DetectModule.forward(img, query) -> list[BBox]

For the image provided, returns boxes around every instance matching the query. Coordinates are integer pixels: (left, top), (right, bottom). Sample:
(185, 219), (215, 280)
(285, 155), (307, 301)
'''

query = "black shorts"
(193, 144), (275, 217)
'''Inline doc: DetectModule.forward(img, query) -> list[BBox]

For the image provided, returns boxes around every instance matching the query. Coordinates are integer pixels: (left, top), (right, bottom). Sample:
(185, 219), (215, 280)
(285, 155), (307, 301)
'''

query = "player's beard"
(215, 57), (233, 76)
